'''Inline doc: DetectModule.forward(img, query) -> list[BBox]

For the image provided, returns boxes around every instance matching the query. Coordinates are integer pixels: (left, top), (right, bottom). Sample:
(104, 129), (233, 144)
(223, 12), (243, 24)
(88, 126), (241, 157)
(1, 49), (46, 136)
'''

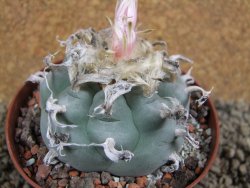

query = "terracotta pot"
(5, 77), (219, 188)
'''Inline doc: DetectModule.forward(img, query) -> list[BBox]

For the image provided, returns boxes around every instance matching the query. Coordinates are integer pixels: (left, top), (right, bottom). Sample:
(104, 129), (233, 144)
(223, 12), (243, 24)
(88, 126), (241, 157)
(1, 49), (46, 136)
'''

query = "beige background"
(0, 0), (250, 103)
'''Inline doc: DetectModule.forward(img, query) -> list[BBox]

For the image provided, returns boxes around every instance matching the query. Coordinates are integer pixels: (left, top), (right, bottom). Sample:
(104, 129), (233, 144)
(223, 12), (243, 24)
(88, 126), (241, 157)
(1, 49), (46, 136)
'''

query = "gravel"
(0, 103), (30, 188)
(1, 100), (250, 187)
(197, 100), (250, 188)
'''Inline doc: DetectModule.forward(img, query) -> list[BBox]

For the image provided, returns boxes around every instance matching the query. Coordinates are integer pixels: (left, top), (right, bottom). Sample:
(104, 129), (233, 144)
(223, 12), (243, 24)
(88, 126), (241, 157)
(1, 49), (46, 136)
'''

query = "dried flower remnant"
(112, 0), (138, 60)
(93, 80), (135, 116)
(185, 86), (213, 107)
(160, 97), (185, 120)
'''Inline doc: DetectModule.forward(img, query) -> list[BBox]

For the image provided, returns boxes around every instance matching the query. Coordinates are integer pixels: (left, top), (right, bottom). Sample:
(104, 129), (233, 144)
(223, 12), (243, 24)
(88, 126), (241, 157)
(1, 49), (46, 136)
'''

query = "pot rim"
(5, 78), (220, 188)
(5, 82), (40, 188)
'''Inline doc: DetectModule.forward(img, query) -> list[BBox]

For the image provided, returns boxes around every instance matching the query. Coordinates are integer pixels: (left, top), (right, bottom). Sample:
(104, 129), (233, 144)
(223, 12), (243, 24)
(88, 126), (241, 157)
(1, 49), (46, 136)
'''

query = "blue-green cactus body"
(158, 76), (189, 107)
(40, 67), (188, 176)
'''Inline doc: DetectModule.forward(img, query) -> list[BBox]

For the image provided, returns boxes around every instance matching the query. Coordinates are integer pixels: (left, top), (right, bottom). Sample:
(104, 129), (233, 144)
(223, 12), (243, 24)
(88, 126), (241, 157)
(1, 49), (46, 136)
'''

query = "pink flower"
(112, 0), (138, 60)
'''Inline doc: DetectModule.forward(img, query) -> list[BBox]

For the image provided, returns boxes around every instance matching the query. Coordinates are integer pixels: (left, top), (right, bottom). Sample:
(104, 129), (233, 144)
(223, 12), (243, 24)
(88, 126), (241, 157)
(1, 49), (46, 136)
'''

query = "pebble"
(162, 184), (171, 188)
(230, 108), (242, 119)
(243, 112), (250, 123)
(37, 146), (48, 160)
(50, 164), (69, 179)
(108, 180), (118, 188)
(0, 156), (9, 170)
(188, 124), (195, 133)
(28, 98), (36, 107)
(124, 177), (135, 184)
(93, 178), (101, 185)
(240, 124), (250, 136)
(211, 164), (221, 175)
(37, 164), (51, 179)
(120, 181), (126, 187)
(219, 175), (232, 186)
(204, 136), (212, 144)
(25, 158), (35, 167)
(205, 128), (211, 136)
(135, 176), (147, 187)
(195, 167), (201, 175)
(113, 176), (120, 182)
(184, 157), (198, 170)
(221, 160), (230, 174)
(239, 164), (247, 176)
(95, 185), (105, 188)
(223, 147), (235, 158)
(85, 172), (100, 179)
(101, 171), (112, 184)
(15, 128), (22, 140)
(117, 182), (123, 188)
(46, 178), (57, 188)
(69, 177), (85, 187)
(31, 145), (39, 155)
(241, 137), (250, 152)
(185, 169), (196, 182)
(69, 170), (79, 177)
(163, 173), (172, 180)
(236, 149), (245, 162)
(199, 117), (206, 124)
(128, 183), (140, 188)
(58, 178), (68, 187)
(80, 172), (85, 177)
(231, 159), (240, 170)
(83, 177), (94, 188)
(35, 158), (43, 167)
(23, 150), (32, 160)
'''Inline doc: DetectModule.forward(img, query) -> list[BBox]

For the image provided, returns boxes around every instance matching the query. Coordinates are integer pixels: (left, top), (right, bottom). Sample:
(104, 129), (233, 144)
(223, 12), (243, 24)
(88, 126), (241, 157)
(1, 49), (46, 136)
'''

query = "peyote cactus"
(27, 0), (212, 177)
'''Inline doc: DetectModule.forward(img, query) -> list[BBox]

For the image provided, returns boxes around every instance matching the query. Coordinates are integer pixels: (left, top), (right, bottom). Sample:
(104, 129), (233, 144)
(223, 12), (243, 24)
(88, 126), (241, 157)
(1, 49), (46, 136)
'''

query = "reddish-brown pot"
(5, 79), (219, 188)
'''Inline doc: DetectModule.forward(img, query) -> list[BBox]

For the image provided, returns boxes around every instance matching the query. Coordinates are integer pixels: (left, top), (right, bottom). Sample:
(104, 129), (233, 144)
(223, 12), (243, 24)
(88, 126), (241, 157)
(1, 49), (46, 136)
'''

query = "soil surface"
(0, 1), (250, 103)
(1, 100), (250, 187)
(9, 89), (211, 188)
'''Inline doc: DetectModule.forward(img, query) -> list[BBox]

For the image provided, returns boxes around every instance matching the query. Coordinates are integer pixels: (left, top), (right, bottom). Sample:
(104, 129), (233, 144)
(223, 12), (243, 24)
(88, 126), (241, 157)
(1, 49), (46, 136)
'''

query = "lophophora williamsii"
(27, 0), (212, 177)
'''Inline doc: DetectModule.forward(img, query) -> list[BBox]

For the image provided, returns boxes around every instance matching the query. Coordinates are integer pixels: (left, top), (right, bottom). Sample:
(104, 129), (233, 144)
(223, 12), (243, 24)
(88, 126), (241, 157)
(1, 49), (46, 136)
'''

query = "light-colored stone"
(239, 124), (250, 137)
(211, 165), (221, 175)
(239, 164), (247, 176)
(243, 113), (250, 123)
(224, 147), (235, 158)
(236, 149), (245, 162)
(36, 164), (51, 179)
(231, 159), (240, 171)
(219, 175), (232, 186)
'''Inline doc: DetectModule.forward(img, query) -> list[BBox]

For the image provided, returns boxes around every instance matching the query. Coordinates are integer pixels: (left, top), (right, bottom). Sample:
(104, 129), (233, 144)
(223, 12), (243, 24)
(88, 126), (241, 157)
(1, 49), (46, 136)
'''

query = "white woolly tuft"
(185, 86), (213, 107)
(175, 128), (199, 149)
(26, 71), (45, 84)
(161, 152), (183, 173)
(55, 138), (134, 163)
(181, 67), (195, 85)
(93, 80), (135, 116)
(43, 149), (59, 165)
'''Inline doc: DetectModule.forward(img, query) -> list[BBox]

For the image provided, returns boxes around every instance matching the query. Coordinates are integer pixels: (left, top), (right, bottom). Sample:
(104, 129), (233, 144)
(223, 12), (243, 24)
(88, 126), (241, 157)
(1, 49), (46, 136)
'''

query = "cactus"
(27, 0), (212, 177)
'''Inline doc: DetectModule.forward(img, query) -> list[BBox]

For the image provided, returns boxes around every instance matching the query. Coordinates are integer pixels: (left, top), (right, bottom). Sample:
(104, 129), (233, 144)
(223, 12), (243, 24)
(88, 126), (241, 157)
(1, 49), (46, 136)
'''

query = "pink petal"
(112, 0), (138, 60)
